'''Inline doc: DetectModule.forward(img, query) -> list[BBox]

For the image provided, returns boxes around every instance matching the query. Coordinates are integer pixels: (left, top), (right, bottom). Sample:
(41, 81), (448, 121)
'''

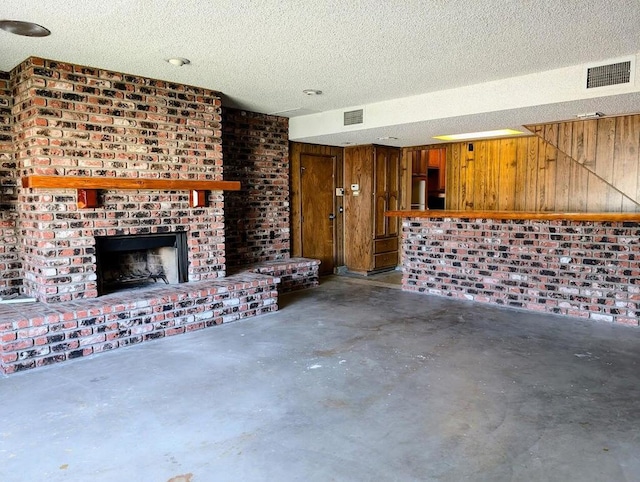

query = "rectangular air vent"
(586, 60), (632, 89)
(344, 109), (364, 126)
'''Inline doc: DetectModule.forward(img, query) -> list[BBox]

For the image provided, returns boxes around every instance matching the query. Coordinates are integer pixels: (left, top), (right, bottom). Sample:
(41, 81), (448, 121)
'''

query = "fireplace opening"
(95, 232), (188, 295)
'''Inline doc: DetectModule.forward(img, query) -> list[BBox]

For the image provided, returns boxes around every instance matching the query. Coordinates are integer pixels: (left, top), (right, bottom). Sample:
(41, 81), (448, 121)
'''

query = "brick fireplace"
(11, 57), (227, 303)
(0, 57), (319, 374)
(94, 232), (189, 294)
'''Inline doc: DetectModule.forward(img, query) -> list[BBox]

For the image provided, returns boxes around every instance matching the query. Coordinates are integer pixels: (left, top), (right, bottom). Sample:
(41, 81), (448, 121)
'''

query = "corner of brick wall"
(0, 70), (22, 297)
(222, 108), (290, 270)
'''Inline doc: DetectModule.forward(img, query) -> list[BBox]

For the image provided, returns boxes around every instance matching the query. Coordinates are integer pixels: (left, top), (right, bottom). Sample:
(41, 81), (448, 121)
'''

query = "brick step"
(0, 272), (279, 374)
(247, 257), (321, 292)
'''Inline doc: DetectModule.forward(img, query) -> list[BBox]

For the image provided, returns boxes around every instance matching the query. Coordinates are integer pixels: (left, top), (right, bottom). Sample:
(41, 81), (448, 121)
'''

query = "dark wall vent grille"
(344, 109), (364, 126)
(586, 61), (631, 89)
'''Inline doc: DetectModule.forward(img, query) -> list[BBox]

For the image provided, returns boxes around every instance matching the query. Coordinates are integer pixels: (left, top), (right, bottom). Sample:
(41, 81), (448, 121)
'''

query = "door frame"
(289, 141), (345, 273)
(299, 153), (337, 275)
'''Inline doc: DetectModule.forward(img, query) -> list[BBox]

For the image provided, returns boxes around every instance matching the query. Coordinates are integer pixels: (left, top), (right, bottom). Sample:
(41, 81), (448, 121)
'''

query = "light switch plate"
(350, 184), (359, 191)
(336, 187), (344, 196)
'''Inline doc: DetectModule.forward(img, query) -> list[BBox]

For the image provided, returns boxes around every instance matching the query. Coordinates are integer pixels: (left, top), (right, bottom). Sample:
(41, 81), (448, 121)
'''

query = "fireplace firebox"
(95, 232), (189, 295)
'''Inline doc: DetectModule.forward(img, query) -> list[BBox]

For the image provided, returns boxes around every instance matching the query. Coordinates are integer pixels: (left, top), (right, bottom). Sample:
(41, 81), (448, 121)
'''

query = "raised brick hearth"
(0, 272), (279, 374)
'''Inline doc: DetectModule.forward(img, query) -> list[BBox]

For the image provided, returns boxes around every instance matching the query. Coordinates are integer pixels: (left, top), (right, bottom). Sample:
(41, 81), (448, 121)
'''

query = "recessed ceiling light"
(302, 89), (322, 96)
(166, 57), (190, 67)
(0, 20), (50, 37)
(433, 129), (524, 141)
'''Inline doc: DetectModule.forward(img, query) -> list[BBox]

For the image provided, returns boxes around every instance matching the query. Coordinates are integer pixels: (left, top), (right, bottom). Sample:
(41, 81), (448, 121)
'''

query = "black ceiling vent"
(586, 60), (632, 89)
(344, 109), (364, 126)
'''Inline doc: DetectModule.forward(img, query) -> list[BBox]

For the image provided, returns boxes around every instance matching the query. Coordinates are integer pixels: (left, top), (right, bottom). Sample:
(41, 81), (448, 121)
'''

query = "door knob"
(328, 213), (336, 220)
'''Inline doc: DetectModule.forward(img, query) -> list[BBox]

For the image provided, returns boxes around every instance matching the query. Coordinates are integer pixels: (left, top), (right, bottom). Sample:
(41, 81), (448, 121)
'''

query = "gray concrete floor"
(2, 276), (640, 482)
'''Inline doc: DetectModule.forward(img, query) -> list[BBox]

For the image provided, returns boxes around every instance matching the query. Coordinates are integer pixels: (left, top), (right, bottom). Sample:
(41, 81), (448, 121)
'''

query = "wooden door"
(301, 154), (335, 275)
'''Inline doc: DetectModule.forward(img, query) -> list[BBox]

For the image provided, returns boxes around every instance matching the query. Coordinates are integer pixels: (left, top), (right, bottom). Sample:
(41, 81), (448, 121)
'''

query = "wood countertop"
(385, 210), (640, 222)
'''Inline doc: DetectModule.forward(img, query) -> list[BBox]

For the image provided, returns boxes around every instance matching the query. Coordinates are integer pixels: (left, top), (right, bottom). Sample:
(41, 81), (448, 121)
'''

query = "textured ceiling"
(2, 0), (640, 146)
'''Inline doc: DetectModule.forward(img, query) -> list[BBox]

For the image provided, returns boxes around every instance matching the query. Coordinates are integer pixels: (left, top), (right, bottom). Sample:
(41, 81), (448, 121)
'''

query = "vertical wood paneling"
(446, 144), (461, 210)
(421, 114), (640, 213)
(569, 121), (589, 211)
(554, 122), (572, 211)
(497, 138), (517, 210)
(485, 140), (499, 210)
(595, 117), (616, 183)
(472, 141), (486, 210)
(622, 195), (640, 212)
(535, 136), (548, 211)
(612, 116), (640, 200)
(586, 172), (612, 211)
(541, 124), (558, 211)
(524, 136), (539, 211)
(513, 138), (528, 210)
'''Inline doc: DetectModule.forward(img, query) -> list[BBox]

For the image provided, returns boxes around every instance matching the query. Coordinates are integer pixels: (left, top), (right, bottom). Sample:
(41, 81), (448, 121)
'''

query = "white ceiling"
(2, 0), (640, 147)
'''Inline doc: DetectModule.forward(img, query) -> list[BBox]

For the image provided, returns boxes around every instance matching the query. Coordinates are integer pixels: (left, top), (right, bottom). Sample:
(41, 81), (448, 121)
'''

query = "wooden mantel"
(21, 175), (241, 208)
(385, 210), (640, 222)
(22, 175), (241, 191)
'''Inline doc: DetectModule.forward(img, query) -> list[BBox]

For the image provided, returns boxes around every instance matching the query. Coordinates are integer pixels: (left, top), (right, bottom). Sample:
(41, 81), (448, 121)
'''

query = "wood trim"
(385, 210), (640, 222)
(21, 176), (241, 191)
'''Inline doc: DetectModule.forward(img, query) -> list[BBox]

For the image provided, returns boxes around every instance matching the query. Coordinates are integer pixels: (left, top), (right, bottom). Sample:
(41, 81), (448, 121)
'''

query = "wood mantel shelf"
(22, 175), (241, 191)
(385, 210), (640, 222)
(21, 175), (241, 209)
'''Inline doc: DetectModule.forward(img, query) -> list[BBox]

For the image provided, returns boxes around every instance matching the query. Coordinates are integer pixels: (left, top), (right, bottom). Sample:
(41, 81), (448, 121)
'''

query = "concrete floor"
(2, 276), (640, 482)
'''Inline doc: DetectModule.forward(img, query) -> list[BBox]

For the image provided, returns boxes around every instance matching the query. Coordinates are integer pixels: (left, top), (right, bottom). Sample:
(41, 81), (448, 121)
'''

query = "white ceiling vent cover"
(585, 57), (635, 89)
(344, 109), (364, 126)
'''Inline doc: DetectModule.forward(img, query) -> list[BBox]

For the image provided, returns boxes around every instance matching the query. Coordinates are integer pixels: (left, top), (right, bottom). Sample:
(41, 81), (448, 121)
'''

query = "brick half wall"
(402, 217), (640, 325)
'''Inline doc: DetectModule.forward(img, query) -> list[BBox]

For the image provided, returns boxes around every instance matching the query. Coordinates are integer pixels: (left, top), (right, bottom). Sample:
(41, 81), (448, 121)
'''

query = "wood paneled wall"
(446, 114), (640, 212)
(290, 142), (345, 267)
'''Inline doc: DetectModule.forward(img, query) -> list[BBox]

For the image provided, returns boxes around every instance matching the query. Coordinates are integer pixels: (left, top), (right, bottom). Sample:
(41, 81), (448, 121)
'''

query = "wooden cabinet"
(344, 145), (400, 274)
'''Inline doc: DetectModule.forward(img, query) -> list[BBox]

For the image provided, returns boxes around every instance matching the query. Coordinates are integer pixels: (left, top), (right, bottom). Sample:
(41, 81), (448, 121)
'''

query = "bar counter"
(386, 210), (640, 326)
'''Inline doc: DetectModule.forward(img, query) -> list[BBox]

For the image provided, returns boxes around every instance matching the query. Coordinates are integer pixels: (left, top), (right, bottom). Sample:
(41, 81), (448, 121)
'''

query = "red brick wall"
(222, 108), (290, 269)
(11, 57), (226, 303)
(402, 217), (640, 326)
(0, 71), (21, 297)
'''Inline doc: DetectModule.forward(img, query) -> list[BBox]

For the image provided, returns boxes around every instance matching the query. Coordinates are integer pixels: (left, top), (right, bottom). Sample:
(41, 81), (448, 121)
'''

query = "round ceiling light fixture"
(166, 57), (191, 67)
(302, 89), (322, 96)
(0, 20), (51, 37)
